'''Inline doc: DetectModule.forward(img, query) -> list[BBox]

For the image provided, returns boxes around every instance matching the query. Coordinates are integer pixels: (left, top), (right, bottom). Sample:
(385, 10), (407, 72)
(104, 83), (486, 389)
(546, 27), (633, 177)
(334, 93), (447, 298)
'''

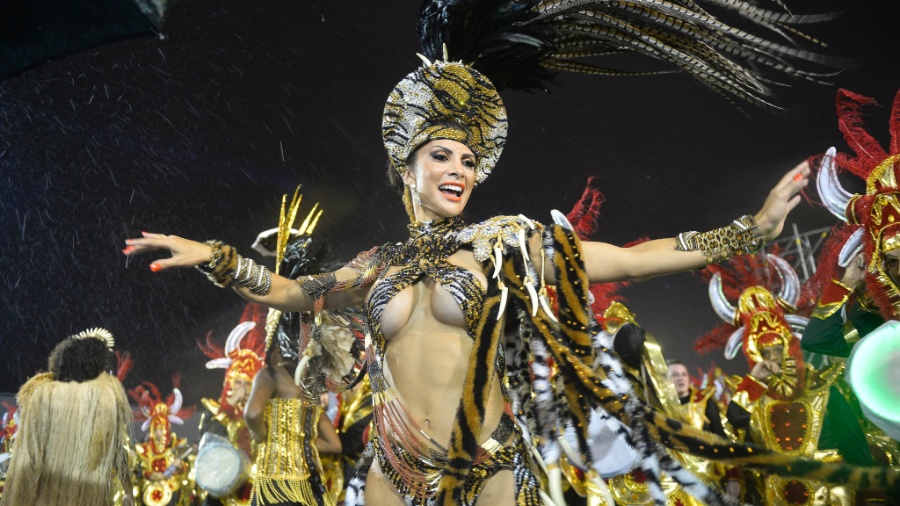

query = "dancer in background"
(1, 329), (134, 506)
(245, 344), (342, 506)
(197, 306), (267, 506)
(244, 194), (350, 506)
(130, 381), (196, 506)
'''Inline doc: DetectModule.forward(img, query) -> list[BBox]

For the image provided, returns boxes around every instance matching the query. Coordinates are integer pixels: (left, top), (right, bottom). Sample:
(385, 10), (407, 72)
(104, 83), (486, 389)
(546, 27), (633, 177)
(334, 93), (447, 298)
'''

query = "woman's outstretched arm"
(538, 161), (810, 284)
(123, 235), (367, 312)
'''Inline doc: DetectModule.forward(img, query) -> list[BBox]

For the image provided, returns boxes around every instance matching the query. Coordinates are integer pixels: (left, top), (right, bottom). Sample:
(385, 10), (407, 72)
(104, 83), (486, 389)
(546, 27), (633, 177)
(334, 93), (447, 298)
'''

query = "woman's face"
(403, 139), (477, 221)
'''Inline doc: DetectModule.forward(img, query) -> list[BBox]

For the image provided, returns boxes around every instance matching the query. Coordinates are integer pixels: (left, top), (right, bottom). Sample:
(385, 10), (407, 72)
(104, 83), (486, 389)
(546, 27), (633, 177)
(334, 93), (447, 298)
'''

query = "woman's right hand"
(123, 232), (212, 272)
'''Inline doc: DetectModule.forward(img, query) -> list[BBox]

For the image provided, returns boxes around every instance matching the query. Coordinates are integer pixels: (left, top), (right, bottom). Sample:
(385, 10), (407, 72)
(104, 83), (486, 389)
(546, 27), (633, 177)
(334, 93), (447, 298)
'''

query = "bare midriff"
(375, 249), (504, 448)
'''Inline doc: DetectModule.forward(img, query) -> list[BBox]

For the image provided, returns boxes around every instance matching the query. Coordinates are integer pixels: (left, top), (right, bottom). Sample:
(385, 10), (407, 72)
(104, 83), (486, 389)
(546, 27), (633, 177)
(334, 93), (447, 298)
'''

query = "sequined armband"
(297, 272), (338, 300)
(296, 246), (388, 301)
(675, 215), (765, 263)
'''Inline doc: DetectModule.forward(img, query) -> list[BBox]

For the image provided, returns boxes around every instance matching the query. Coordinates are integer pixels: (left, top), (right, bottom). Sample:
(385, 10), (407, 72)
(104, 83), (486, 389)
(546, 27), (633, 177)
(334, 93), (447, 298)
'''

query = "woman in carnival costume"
(125, 1), (900, 504)
(1, 329), (135, 506)
(244, 192), (348, 506)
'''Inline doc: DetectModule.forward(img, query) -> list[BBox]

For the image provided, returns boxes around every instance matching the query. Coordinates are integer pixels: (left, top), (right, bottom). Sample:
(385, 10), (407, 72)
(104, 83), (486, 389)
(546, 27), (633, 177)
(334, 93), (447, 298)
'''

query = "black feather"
(416, 0), (848, 109)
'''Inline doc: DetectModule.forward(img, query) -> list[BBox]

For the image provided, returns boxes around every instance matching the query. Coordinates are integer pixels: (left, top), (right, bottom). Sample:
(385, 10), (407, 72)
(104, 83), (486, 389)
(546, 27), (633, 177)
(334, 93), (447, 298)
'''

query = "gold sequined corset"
(255, 398), (321, 480)
(365, 216), (486, 347)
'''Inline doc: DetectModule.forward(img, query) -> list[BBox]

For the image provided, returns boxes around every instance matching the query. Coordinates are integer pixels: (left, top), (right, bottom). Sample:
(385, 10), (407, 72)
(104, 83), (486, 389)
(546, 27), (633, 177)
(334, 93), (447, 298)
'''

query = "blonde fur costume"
(1, 371), (132, 506)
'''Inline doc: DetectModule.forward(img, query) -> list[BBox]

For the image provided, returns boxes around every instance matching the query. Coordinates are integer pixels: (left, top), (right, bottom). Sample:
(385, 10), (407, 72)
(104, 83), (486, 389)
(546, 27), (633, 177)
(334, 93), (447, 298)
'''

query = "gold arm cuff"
(675, 215), (764, 263)
(841, 321), (861, 347)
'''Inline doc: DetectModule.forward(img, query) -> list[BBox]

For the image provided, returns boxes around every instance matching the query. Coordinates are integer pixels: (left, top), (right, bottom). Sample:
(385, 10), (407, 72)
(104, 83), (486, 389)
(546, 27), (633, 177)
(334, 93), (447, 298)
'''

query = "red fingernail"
(149, 263), (161, 272)
(122, 246), (135, 254)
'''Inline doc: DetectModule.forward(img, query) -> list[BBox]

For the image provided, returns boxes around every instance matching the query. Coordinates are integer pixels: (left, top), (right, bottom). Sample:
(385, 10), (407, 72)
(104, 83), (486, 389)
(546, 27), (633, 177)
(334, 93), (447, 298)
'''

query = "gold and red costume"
(130, 382), (196, 506)
(808, 88), (900, 450)
(724, 287), (853, 505)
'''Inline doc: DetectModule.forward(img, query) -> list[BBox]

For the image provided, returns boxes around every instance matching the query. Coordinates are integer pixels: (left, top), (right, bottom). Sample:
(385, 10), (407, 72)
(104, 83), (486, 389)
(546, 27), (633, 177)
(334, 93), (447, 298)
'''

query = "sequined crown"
(382, 60), (507, 185)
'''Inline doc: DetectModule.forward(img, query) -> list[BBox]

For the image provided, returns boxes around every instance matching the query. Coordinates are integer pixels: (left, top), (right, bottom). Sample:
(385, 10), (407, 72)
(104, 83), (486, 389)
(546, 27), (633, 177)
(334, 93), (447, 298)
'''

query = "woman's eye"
(432, 153), (448, 161)
(463, 160), (476, 169)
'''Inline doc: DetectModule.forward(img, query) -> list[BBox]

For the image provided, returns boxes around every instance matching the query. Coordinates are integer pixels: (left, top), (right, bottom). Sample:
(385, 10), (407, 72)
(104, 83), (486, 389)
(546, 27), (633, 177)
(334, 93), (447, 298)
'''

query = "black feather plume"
(417, 0), (848, 109)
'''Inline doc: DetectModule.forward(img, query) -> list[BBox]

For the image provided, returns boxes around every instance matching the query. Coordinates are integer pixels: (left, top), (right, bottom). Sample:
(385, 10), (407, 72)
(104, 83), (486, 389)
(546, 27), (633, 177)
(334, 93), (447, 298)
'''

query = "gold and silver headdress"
(383, 60), (507, 185)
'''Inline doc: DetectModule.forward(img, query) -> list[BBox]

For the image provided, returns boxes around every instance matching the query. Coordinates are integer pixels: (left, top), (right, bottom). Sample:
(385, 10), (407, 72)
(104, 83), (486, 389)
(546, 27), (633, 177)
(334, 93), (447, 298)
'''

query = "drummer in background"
(245, 344), (341, 506)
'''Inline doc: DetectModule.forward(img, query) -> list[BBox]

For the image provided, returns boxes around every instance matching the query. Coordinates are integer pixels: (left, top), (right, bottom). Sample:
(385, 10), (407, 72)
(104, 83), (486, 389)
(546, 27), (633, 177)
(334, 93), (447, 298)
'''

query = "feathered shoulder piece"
(419, 0), (846, 109)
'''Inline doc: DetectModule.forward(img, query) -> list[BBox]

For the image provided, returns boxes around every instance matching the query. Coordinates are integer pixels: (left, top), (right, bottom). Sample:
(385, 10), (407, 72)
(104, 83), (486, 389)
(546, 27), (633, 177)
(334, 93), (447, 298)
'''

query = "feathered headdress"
(259, 187), (332, 362)
(386, 1), (843, 192)
(703, 254), (806, 364)
(704, 254), (809, 400)
(258, 187), (365, 393)
(128, 376), (195, 438)
(198, 303), (268, 413)
(813, 88), (900, 319)
(416, 0), (844, 105)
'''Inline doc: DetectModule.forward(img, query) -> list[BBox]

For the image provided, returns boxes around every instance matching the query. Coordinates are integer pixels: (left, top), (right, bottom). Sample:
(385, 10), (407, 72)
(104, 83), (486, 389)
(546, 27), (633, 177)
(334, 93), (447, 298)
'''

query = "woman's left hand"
(753, 161), (810, 240)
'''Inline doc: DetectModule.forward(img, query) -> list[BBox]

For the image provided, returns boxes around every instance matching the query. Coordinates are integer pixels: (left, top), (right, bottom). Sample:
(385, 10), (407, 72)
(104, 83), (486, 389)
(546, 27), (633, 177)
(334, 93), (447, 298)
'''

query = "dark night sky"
(2, 0), (900, 404)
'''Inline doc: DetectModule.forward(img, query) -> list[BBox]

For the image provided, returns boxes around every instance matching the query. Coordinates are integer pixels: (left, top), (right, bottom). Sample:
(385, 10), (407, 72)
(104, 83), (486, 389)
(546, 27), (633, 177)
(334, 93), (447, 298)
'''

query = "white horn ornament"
(838, 228), (865, 268)
(724, 328), (746, 360)
(169, 387), (183, 416)
(768, 254), (800, 308)
(709, 273), (737, 324)
(817, 147), (853, 222)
